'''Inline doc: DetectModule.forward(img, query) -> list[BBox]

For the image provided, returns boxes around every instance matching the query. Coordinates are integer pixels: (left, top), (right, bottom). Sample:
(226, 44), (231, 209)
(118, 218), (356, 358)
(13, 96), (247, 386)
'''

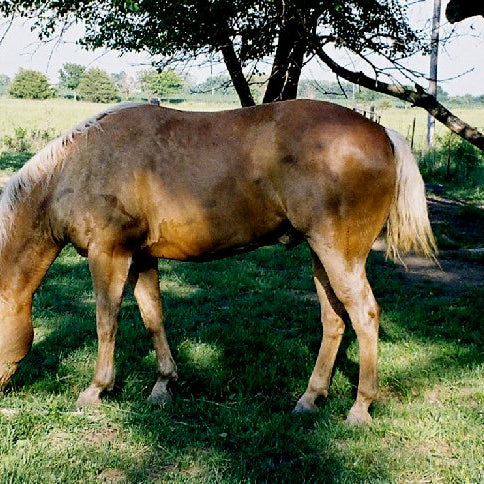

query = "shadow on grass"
(0, 151), (32, 173)
(9, 242), (483, 481)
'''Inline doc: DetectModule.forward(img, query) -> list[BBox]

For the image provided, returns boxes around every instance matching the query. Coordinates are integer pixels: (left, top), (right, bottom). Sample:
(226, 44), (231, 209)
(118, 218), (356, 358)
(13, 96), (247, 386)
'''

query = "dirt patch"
(98, 468), (127, 483)
(373, 194), (484, 294)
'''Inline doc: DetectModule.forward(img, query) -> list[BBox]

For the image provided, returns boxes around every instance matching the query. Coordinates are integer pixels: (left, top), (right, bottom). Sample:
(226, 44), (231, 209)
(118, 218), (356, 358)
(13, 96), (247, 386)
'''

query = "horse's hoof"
(346, 406), (372, 425)
(292, 401), (318, 415)
(147, 379), (172, 405)
(147, 391), (171, 405)
(76, 387), (102, 408)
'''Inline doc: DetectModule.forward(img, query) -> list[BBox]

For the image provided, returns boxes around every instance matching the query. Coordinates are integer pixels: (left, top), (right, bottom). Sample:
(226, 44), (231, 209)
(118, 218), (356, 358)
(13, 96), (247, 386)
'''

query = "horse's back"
(49, 100), (396, 260)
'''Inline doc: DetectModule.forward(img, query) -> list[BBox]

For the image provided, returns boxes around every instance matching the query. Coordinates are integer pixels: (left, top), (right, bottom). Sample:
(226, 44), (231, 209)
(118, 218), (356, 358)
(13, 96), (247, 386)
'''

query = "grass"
(0, 98), (112, 141)
(444, 184), (484, 205)
(0, 99), (483, 482)
(1, 97), (483, 150)
(0, 243), (482, 482)
(378, 106), (484, 151)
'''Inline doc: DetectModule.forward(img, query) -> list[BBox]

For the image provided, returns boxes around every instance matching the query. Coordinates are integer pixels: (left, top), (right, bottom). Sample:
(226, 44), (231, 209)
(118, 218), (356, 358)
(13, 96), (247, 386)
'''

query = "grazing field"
(0, 98), (483, 482)
(1, 97), (483, 151)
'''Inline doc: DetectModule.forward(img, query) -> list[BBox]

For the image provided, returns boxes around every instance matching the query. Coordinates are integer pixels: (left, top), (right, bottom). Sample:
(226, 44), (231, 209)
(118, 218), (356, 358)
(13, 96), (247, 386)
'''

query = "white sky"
(0, 0), (483, 96)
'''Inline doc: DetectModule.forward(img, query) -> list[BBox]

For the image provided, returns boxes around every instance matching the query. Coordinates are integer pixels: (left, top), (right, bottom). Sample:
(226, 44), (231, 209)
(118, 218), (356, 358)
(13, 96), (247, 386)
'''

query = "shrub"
(9, 69), (55, 99)
(419, 132), (483, 182)
(77, 68), (120, 103)
(2, 127), (57, 152)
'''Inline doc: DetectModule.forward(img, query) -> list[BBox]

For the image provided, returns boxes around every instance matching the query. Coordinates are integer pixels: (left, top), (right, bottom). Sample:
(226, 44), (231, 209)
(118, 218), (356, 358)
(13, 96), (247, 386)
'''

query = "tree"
(0, 1), (423, 108)
(140, 70), (184, 97)
(112, 71), (137, 99)
(191, 75), (236, 96)
(0, 1), (482, 149)
(446, 0), (484, 23)
(9, 69), (54, 99)
(0, 74), (10, 95)
(59, 63), (85, 96)
(77, 68), (119, 103)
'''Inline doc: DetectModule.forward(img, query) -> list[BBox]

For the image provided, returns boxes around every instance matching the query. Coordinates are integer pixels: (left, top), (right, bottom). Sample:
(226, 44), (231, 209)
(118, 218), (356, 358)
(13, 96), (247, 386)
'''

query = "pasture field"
(1, 97), (483, 150)
(0, 98), (483, 482)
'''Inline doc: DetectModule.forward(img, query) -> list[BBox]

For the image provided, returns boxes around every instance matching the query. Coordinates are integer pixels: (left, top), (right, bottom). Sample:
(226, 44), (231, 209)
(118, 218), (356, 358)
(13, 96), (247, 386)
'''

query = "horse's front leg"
(76, 245), (132, 407)
(129, 255), (177, 404)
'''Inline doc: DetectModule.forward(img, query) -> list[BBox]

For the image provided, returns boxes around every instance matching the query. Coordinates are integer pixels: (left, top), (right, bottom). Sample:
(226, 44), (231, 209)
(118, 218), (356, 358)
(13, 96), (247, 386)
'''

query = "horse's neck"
(0, 201), (60, 306)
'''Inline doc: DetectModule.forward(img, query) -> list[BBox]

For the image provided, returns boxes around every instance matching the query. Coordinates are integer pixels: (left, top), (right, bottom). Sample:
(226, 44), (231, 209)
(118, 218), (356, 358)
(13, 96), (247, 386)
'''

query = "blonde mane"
(0, 103), (145, 249)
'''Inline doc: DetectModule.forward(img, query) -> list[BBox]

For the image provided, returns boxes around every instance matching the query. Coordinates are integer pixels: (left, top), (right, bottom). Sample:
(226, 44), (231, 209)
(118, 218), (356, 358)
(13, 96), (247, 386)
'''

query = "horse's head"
(0, 294), (34, 391)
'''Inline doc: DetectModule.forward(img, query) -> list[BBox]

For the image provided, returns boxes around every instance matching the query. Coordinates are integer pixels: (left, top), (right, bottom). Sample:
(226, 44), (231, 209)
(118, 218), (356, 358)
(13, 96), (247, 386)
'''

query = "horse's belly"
(144, 213), (288, 261)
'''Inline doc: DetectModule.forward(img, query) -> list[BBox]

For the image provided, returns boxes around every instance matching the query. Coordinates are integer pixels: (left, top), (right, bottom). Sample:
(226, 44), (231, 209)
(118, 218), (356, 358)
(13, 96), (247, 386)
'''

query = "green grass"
(0, 243), (482, 482)
(0, 98), (112, 141)
(0, 99), (483, 482)
(444, 184), (484, 205)
(1, 97), (483, 151)
(379, 106), (484, 151)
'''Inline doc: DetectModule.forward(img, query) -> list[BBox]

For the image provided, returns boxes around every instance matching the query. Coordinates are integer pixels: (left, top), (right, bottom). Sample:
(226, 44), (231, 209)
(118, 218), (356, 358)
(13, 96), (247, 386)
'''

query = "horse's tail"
(384, 128), (437, 262)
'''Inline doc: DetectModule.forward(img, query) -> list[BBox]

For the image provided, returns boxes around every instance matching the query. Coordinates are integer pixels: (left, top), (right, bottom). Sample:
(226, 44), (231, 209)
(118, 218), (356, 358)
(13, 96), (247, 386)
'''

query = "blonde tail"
(385, 128), (437, 262)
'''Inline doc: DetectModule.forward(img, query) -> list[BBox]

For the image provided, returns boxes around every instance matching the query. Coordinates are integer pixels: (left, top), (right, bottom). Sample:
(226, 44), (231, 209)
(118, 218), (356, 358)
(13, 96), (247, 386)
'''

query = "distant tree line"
(1, 64), (188, 103)
(1, 65), (483, 108)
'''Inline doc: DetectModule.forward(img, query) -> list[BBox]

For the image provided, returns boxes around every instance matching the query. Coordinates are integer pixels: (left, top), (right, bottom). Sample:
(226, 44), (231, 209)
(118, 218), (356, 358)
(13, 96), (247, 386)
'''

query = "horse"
(0, 100), (436, 424)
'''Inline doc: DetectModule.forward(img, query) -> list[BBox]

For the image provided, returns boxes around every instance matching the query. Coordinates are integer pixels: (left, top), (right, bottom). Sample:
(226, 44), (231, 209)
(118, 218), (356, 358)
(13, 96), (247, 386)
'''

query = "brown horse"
(0, 100), (436, 424)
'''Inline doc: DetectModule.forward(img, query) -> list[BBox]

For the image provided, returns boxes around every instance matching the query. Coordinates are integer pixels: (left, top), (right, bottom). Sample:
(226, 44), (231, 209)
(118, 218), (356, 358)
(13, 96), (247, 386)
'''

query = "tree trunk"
(314, 45), (484, 151)
(263, 21), (297, 103)
(220, 41), (255, 107)
(281, 40), (305, 100)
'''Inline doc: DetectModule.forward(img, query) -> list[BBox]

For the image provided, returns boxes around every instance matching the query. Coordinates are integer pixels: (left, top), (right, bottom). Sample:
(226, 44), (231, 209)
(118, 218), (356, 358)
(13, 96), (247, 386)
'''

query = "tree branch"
(313, 44), (484, 151)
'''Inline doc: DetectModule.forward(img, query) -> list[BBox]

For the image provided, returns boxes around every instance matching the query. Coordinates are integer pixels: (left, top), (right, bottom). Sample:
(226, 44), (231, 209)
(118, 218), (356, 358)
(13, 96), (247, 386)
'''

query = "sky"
(0, 0), (483, 96)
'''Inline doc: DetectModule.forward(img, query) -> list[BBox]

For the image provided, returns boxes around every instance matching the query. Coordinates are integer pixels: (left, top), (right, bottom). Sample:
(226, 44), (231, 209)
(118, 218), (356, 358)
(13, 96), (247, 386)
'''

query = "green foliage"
(191, 75), (236, 96)
(58, 63), (86, 91)
(8, 69), (55, 100)
(140, 70), (184, 97)
(77, 68), (120, 103)
(0, 0), (421, 105)
(0, 151), (31, 174)
(419, 132), (484, 182)
(2, 126), (56, 152)
(2, 127), (29, 151)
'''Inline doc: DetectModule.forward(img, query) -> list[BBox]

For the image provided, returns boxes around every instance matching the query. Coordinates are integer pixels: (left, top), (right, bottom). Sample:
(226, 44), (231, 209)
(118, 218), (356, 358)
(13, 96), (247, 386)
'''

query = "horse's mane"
(0, 102), (146, 249)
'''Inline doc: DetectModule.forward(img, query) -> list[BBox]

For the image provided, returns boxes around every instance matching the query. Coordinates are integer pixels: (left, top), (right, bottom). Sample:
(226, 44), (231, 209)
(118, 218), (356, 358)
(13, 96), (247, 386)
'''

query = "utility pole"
(427, 0), (442, 147)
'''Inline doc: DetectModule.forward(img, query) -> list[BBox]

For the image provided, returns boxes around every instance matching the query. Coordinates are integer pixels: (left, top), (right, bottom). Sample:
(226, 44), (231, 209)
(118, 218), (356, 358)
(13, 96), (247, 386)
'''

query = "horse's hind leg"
(293, 250), (346, 414)
(129, 255), (177, 404)
(76, 245), (132, 407)
(300, 245), (380, 424)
